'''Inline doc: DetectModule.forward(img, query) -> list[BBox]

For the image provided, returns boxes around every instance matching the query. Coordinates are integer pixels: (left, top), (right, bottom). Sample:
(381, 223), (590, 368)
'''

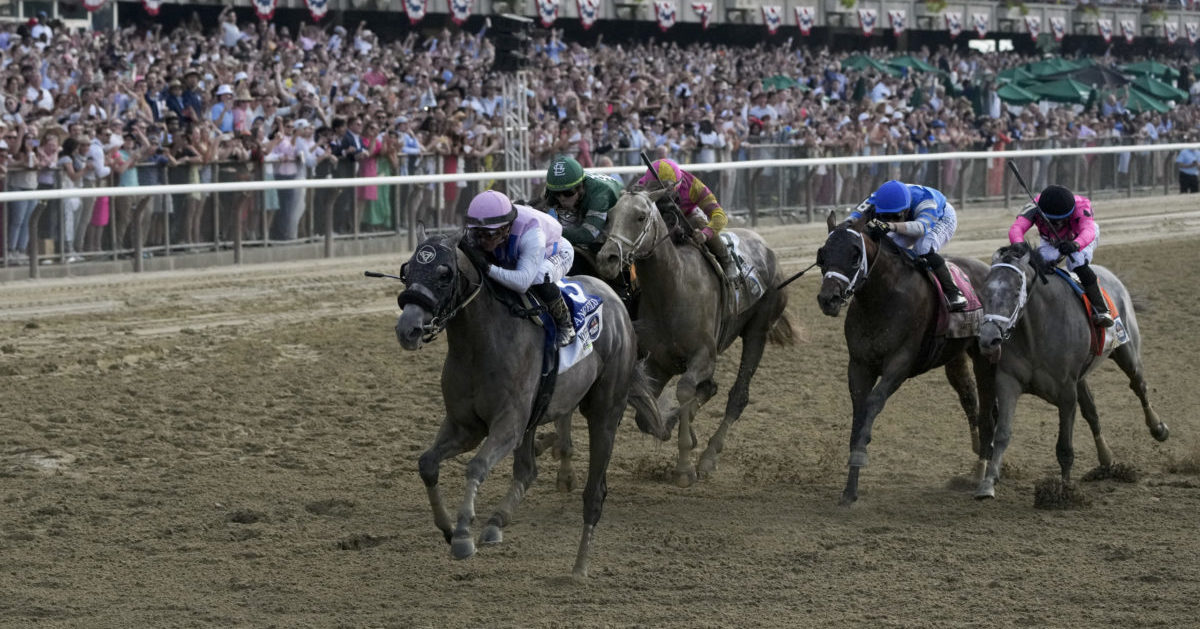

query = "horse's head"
(816, 210), (876, 317)
(979, 242), (1035, 359)
(596, 188), (667, 279)
(395, 231), (475, 350)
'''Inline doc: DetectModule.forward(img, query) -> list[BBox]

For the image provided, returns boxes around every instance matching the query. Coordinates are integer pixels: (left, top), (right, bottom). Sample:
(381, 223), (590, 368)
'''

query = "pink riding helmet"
(466, 190), (517, 228)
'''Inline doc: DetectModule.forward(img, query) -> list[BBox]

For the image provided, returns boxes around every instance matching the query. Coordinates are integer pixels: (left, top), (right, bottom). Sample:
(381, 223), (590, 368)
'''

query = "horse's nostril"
(988, 337), (1002, 348)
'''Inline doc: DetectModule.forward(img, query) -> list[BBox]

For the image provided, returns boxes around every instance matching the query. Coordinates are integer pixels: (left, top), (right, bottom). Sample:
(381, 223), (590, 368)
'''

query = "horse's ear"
(863, 206), (877, 223)
(646, 187), (669, 203)
(415, 221), (429, 243)
(826, 211), (837, 233)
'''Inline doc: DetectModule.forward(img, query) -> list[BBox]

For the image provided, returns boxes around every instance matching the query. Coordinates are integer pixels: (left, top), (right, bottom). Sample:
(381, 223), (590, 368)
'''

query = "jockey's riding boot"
(533, 281), (576, 347)
(1082, 279), (1115, 328)
(926, 254), (968, 312)
(706, 233), (740, 282)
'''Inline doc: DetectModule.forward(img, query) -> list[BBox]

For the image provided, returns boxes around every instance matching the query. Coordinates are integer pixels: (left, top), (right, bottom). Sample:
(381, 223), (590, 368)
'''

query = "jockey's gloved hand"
(691, 227), (713, 245)
(866, 218), (891, 233)
(1057, 240), (1079, 255)
(463, 245), (490, 270)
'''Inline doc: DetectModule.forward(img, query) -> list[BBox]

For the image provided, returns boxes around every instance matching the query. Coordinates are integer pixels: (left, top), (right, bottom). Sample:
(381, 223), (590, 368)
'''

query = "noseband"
(606, 196), (668, 267)
(981, 261), (1029, 341)
(822, 228), (871, 304)
(397, 245), (485, 343)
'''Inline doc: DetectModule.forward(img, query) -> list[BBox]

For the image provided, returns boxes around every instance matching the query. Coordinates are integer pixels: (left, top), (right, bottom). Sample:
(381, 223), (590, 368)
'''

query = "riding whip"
(776, 262), (818, 290)
(639, 151), (695, 231)
(1006, 159), (1062, 247)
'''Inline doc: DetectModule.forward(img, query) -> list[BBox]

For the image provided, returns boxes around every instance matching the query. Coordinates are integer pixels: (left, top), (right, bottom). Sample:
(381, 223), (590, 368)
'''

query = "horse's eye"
(637, 214), (647, 223)
(436, 265), (453, 283)
(399, 263), (410, 283)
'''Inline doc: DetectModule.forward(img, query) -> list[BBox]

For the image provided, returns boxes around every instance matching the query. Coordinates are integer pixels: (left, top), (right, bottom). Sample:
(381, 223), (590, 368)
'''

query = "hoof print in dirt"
(337, 533), (387, 551)
(304, 498), (356, 517)
(1081, 463), (1140, 483)
(227, 509), (265, 524)
(1033, 477), (1092, 510)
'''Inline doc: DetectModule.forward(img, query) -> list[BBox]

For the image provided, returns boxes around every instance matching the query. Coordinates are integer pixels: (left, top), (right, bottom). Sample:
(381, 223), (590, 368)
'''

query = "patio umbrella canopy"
(1122, 88), (1170, 114)
(997, 82), (1040, 105)
(1121, 60), (1181, 80)
(1027, 58), (1081, 77)
(842, 54), (903, 77)
(1045, 65), (1130, 89)
(998, 66), (1036, 83)
(761, 75), (801, 91)
(1130, 74), (1188, 102)
(888, 55), (939, 74)
(1028, 78), (1092, 104)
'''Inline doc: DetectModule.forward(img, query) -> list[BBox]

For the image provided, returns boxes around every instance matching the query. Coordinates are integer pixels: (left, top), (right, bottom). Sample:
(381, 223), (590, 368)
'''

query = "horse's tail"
(767, 307), (799, 347)
(629, 360), (671, 441)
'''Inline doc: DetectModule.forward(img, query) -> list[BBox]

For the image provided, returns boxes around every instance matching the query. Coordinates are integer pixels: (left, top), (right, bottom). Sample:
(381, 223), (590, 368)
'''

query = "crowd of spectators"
(2, 9), (1199, 264)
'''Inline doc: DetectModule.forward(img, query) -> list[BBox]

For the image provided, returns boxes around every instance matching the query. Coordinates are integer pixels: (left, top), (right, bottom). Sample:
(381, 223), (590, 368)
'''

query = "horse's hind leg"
(1110, 342), (1169, 442)
(450, 418), (524, 560)
(1077, 379), (1115, 467)
(1054, 387), (1080, 483)
(553, 412), (576, 493)
(698, 323), (769, 478)
(945, 353), (981, 456)
(977, 373), (1020, 499)
(481, 426), (540, 546)
(572, 395), (623, 579)
(418, 419), (484, 544)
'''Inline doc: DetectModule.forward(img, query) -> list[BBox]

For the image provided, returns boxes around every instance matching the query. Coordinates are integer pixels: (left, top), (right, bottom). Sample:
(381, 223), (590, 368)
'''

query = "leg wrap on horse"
(922, 252), (967, 312)
(1075, 264), (1114, 327)
(532, 281), (577, 347)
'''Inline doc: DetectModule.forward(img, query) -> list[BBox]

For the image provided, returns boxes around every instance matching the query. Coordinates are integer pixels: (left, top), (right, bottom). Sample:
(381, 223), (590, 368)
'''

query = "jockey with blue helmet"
(465, 190), (577, 346)
(1009, 184), (1112, 327)
(851, 180), (968, 311)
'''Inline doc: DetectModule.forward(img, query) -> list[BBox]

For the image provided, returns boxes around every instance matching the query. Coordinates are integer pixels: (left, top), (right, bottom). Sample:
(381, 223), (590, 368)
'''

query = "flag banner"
(448, 0), (471, 26)
(537, 0), (559, 28)
(762, 5), (782, 35)
(795, 5), (815, 35)
(945, 12), (962, 38)
(655, 0), (677, 32)
(1120, 19), (1135, 44)
(858, 8), (877, 36)
(889, 9), (906, 36)
(1098, 18), (1113, 43)
(577, 0), (599, 30)
(1166, 21), (1178, 44)
(1024, 15), (1040, 41)
(692, 1), (713, 30)
(972, 12), (988, 38)
(1049, 16), (1065, 42)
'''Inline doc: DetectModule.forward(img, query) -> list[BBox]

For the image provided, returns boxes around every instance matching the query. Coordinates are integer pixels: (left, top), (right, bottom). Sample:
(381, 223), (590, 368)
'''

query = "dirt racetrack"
(2, 194), (1199, 628)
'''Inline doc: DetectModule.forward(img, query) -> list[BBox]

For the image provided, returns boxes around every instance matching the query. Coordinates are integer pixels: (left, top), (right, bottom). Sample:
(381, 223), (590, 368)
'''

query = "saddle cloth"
(1051, 268), (1129, 355)
(933, 262), (983, 339)
(706, 231), (767, 317)
(556, 279), (604, 373)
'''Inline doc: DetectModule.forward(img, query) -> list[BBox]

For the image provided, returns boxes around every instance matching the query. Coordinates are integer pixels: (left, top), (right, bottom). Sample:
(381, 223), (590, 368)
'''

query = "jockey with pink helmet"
(465, 190), (578, 346)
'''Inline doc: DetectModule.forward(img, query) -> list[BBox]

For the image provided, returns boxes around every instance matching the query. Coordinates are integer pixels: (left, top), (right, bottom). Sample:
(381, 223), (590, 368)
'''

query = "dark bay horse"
(816, 212), (990, 505)
(596, 189), (796, 487)
(974, 242), (1168, 499)
(394, 232), (666, 578)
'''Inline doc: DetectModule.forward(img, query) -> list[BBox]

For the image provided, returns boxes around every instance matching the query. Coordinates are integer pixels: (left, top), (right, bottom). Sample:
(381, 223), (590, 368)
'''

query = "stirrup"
(556, 327), (576, 347)
(1093, 311), (1114, 328)
(947, 293), (968, 312)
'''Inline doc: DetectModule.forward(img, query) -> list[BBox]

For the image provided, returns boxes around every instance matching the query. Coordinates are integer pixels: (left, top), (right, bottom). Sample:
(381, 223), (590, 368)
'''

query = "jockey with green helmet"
(464, 190), (577, 347)
(544, 155), (624, 253)
(850, 180), (968, 311)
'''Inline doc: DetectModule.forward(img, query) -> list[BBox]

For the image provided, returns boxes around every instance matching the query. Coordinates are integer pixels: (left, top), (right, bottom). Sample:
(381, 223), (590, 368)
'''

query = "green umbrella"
(1121, 60), (1180, 80)
(888, 55), (939, 74)
(761, 75), (801, 91)
(998, 66), (1036, 83)
(842, 54), (903, 77)
(1027, 78), (1092, 104)
(1122, 88), (1169, 114)
(996, 82), (1040, 106)
(1027, 58), (1081, 77)
(1130, 75), (1188, 102)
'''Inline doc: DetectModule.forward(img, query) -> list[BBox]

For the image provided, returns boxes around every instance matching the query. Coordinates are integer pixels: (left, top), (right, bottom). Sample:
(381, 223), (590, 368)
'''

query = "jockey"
(1009, 184), (1113, 327)
(636, 158), (739, 281)
(543, 155), (623, 254)
(464, 190), (578, 346)
(852, 180), (968, 311)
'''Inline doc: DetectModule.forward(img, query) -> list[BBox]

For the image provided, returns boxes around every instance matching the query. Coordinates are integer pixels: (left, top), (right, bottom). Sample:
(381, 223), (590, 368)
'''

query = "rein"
(981, 261), (1029, 341)
(399, 251), (486, 344)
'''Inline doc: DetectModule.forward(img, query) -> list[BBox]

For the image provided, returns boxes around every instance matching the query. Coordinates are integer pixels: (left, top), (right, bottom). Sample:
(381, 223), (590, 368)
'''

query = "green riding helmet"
(546, 156), (585, 192)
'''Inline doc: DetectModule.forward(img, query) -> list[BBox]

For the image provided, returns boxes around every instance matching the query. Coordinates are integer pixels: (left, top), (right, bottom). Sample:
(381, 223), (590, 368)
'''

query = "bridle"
(397, 243), (485, 344)
(820, 228), (874, 305)
(606, 192), (671, 267)
(981, 261), (1029, 341)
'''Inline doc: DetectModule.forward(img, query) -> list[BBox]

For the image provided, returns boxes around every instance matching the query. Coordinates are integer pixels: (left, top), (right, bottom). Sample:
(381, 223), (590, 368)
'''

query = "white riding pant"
(1037, 223), (1097, 271)
(888, 203), (957, 255)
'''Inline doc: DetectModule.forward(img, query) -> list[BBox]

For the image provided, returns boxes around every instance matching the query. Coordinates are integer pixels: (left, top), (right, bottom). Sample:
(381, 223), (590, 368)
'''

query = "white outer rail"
(0, 141), (1195, 203)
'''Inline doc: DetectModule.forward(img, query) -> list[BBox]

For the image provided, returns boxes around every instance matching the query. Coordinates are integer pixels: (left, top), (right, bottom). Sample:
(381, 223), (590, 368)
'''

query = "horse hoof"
(975, 481), (996, 500)
(450, 536), (476, 560)
(479, 525), (503, 545)
(1152, 423), (1169, 442)
(674, 467), (697, 488)
(556, 473), (575, 493)
(697, 454), (718, 477)
(838, 493), (857, 507)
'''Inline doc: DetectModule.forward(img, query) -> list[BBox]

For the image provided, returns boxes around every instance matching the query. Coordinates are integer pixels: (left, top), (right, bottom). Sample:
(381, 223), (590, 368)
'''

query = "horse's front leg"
(841, 361), (903, 506)
(944, 353), (981, 456)
(674, 354), (717, 488)
(451, 417), (523, 560)
(553, 412), (575, 493)
(1054, 385), (1080, 483)
(698, 322), (769, 478)
(481, 424), (540, 546)
(1110, 341), (1169, 442)
(976, 372), (1021, 499)
(418, 419), (483, 544)
(1076, 379), (1115, 468)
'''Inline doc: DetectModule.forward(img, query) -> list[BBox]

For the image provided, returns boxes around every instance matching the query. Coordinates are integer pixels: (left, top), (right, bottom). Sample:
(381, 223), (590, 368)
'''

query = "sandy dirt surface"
(2, 195), (1199, 628)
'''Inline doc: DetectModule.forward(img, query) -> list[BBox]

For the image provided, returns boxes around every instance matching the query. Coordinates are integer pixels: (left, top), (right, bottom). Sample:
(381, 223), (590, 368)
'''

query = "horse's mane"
(996, 241), (1055, 282)
(857, 221), (925, 273)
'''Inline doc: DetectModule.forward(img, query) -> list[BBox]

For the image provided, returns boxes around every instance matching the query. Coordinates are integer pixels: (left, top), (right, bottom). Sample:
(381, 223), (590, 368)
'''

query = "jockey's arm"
(561, 203), (607, 246)
(689, 176), (727, 232)
(487, 228), (547, 293)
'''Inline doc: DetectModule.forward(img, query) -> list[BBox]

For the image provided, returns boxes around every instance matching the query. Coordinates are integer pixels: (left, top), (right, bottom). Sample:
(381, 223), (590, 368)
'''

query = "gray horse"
(395, 232), (667, 578)
(596, 189), (796, 487)
(975, 242), (1169, 499)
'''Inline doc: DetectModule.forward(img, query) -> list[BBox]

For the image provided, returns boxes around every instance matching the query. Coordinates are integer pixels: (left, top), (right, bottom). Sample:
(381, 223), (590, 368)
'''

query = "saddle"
(1051, 269), (1129, 356)
(493, 279), (606, 374)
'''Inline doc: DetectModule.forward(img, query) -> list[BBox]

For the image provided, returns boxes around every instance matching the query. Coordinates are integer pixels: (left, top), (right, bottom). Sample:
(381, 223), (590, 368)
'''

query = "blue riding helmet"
(1037, 185), (1076, 220)
(872, 180), (911, 214)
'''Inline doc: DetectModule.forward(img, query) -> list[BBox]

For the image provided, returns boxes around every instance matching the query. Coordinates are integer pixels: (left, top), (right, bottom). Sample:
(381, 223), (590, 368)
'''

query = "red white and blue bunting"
(305, 0), (329, 20)
(83, 0), (107, 12)
(577, 0), (599, 30)
(762, 5), (782, 35)
(1024, 15), (1040, 41)
(1098, 19), (1113, 43)
(691, 2), (713, 30)
(537, 0), (559, 27)
(945, 12), (962, 39)
(1120, 19), (1135, 44)
(141, 0), (163, 15)
(888, 10), (905, 36)
(448, 0), (471, 26)
(655, 1), (676, 32)
(1187, 21), (1199, 44)
(252, 0), (276, 21)
(972, 12), (988, 38)
(1049, 16), (1065, 41)
(405, 0), (428, 24)
(795, 6), (815, 36)
(857, 8), (877, 36)
(1166, 21), (1179, 44)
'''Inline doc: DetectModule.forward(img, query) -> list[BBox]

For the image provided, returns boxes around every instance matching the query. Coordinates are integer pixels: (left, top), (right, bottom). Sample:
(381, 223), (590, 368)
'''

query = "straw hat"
(234, 87), (253, 102)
